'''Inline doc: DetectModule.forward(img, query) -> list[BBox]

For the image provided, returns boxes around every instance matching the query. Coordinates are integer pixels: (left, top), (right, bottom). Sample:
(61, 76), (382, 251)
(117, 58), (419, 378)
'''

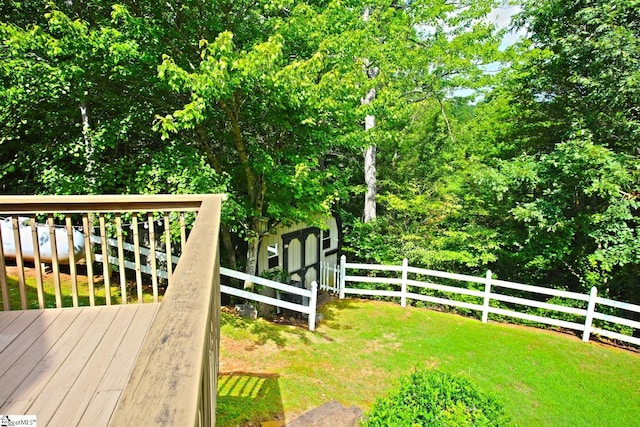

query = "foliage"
(361, 369), (510, 427)
(340, 0), (506, 273)
(0, 4), (174, 194)
(259, 268), (290, 284)
(3, 0), (639, 304)
(465, 0), (640, 300)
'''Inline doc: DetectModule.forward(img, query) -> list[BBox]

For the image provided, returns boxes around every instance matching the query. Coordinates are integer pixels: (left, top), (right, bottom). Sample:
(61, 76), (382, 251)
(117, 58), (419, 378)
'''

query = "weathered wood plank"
(0, 221), (9, 311)
(0, 310), (61, 379)
(78, 390), (122, 427)
(0, 310), (42, 352)
(0, 194), (208, 214)
(0, 304), (159, 426)
(65, 215), (80, 307)
(26, 306), (121, 424)
(0, 310), (25, 333)
(48, 304), (155, 426)
(28, 215), (45, 309)
(131, 214), (143, 303)
(11, 217), (27, 310)
(82, 213), (95, 306)
(110, 195), (222, 427)
(95, 303), (159, 393)
(48, 214), (63, 308)
(0, 308), (97, 412)
(115, 214), (127, 304)
(148, 213), (159, 303)
(99, 214), (112, 306)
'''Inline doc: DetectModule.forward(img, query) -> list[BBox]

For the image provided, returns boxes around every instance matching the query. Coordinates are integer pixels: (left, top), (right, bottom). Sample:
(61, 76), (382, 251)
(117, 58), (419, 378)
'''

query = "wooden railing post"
(110, 195), (224, 427)
(11, 217), (27, 309)
(401, 258), (408, 308)
(482, 270), (492, 323)
(309, 281), (318, 331)
(339, 255), (346, 299)
(0, 223), (8, 311)
(583, 286), (598, 342)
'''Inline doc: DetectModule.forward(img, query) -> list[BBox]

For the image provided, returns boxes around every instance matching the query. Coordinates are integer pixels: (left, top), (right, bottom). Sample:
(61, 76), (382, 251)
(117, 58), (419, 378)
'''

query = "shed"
(257, 216), (341, 289)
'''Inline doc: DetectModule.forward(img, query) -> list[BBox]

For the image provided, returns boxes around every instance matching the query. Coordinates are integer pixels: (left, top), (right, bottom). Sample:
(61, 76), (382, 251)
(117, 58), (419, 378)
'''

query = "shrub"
(360, 369), (511, 427)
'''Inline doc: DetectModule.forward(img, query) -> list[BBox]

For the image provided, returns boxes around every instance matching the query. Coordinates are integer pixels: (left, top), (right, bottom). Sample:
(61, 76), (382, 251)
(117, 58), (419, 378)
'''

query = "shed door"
(282, 227), (320, 288)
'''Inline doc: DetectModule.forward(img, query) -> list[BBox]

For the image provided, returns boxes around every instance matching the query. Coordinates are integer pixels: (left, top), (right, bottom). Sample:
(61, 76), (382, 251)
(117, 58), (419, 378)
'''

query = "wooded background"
(1, 0), (638, 304)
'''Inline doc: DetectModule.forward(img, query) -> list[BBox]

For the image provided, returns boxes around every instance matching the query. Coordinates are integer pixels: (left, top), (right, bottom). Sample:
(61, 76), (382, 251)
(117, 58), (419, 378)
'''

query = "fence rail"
(338, 255), (640, 348)
(221, 267), (318, 331)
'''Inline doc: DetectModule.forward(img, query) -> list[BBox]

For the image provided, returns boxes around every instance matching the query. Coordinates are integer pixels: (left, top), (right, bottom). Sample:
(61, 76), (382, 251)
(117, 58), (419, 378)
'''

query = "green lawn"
(217, 298), (640, 426)
(1, 267), (156, 309)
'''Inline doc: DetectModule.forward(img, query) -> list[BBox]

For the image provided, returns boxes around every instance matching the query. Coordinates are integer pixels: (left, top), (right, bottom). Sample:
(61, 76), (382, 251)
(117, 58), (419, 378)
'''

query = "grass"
(1, 265), (157, 309)
(217, 298), (640, 427)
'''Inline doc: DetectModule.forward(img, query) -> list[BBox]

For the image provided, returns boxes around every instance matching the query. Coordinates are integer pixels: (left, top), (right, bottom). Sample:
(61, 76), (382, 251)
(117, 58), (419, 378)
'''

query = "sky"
(487, 4), (525, 50)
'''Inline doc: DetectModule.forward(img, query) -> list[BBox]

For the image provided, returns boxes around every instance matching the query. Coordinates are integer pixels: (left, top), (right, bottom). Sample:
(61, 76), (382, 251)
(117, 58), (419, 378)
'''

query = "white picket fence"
(336, 256), (640, 347)
(91, 235), (319, 331)
(220, 267), (318, 331)
(320, 261), (340, 293)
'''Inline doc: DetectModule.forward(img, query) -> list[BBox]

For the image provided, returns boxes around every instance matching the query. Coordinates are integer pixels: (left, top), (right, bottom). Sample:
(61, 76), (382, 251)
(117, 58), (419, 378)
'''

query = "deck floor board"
(0, 310), (61, 379)
(0, 304), (159, 426)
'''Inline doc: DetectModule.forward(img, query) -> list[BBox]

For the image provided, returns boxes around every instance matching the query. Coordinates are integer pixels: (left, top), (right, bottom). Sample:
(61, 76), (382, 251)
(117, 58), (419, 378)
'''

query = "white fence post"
(482, 270), (492, 323)
(339, 255), (346, 299)
(583, 286), (598, 342)
(309, 281), (318, 331)
(401, 258), (408, 308)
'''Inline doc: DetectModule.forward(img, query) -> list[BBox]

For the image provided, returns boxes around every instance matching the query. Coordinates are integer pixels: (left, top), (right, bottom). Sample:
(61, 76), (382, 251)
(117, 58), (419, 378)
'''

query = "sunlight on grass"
(217, 373), (284, 426)
(1, 267), (157, 309)
(218, 299), (640, 427)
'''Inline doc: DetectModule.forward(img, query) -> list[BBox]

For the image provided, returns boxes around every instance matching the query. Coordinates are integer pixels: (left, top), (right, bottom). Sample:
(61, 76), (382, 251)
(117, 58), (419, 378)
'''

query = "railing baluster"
(99, 213), (111, 305)
(48, 214), (62, 308)
(148, 213), (159, 303)
(164, 213), (173, 287)
(132, 214), (143, 303)
(180, 212), (187, 250)
(0, 195), (211, 311)
(12, 217), (27, 310)
(116, 214), (127, 304)
(82, 213), (95, 306)
(29, 215), (45, 309)
(65, 216), (79, 308)
(29, 215), (44, 309)
(0, 221), (8, 311)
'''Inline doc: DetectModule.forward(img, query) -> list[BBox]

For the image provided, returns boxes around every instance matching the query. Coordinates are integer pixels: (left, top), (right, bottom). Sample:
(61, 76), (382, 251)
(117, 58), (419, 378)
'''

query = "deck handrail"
(110, 194), (223, 426)
(0, 194), (206, 213)
(0, 194), (215, 309)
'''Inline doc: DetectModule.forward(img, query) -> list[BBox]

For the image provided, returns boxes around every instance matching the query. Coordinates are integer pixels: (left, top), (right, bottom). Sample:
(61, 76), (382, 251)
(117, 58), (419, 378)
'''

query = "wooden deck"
(0, 303), (159, 426)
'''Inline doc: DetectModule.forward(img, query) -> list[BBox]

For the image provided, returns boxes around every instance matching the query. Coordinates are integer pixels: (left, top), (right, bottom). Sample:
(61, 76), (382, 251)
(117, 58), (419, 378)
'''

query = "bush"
(360, 369), (511, 427)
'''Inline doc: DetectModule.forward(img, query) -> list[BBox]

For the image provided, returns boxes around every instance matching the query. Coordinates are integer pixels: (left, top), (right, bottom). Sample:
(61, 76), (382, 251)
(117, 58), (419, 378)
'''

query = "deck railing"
(0, 195), (206, 309)
(111, 195), (223, 426)
(0, 194), (224, 426)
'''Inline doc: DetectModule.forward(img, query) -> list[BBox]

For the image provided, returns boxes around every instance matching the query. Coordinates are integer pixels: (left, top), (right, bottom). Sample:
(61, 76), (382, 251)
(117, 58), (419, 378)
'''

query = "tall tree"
(362, 4), (378, 223)
(343, 0), (505, 269)
(155, 1), (369, 275)
(472, 0), (640, 299)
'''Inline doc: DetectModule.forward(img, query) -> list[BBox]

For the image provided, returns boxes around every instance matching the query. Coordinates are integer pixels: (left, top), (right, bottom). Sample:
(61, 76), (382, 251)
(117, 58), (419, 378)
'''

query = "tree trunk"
(363, 135), (377, 222)
(221, 226), (237, 268)
(80, 100), (95, 190)
(220, 97), (274, 316)
(362, 6), (378, 223)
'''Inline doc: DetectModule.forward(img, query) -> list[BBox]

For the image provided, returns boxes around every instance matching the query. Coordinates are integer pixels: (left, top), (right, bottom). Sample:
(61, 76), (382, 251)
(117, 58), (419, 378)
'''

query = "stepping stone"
(285, 399), (363, 427)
